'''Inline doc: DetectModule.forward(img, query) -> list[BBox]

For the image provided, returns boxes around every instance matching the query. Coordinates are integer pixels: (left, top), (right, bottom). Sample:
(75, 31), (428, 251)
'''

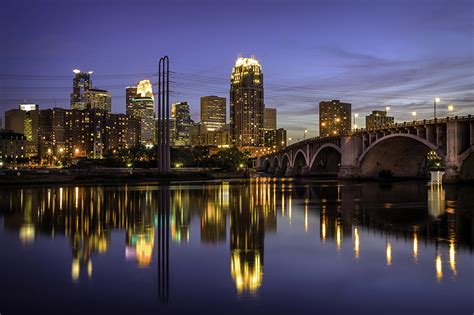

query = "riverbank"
(0, 168), (249, 186)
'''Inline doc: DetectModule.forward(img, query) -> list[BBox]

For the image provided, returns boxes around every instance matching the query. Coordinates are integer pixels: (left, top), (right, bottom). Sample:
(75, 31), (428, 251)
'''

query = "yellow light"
(412, 111), (417, 117)
(354, 227), (360, 258)
(449, 241), (456, 275)
(333, 130), (337, 135)
(448, 105), (454, 112)
(321, 122), (326, 126)
(335, 118), (340, 122)
(336, 220), (342, 250)
(354, 113), (359, 118)
(436, 255), (443, 281)
(385, 106), (390, 111)
(413, 233), (418, 261)
(435, 97), (440, 103)
(386, 242), (392, 266)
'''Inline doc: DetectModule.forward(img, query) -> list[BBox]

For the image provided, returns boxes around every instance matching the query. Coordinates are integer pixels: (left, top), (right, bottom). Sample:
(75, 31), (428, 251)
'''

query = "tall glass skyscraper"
(70, 69), (92, 110)
(230, 57), (264, 147)
(126, 80), (156, 145)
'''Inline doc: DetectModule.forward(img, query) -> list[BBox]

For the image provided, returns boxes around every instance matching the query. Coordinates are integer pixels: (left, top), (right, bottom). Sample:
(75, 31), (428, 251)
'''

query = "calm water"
(0, 179), (472, 315)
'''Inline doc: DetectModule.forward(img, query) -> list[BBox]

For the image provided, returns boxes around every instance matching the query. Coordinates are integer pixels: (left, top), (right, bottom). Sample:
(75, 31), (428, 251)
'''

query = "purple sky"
(1, 0), (473, 139)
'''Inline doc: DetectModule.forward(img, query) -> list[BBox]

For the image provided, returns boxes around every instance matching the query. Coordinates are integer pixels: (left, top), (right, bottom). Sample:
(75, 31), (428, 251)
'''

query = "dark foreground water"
(0, 179), (472, 315)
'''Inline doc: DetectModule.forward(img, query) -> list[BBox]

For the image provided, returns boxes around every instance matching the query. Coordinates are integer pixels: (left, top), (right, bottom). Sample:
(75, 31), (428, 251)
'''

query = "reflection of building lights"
(336, 219), (342, 250)
(386, 242), (392, 266)
(354, 227), (360, 258)
(413, 231), (418, 262)
(72, 259), (80, 281)
(19, 224), (35, 244)
(230, 251), (263, 294)
(436, 255), (443, 281)
(87, 260), (93, 278)
(449, 241), (456, 275)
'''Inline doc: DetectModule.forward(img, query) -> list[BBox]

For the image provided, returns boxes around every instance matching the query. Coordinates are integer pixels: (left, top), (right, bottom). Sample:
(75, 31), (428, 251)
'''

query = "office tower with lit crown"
(319, 100), (351, 137)
(230, 57), (264, 147)
(200, 96), (226, 131)
(70, 69), (92, 110)
(126, 80), (155, 145)
(365, 110), (394, 129)
(172, 102), (192, 146)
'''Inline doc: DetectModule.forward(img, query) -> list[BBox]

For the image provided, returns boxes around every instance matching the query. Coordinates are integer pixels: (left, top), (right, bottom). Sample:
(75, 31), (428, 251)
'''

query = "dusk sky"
(1, 0), (473, 139)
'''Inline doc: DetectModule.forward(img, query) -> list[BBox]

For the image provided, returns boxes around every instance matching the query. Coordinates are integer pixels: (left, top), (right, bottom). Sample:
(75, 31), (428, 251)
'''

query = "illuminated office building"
(172, 102), (192, 147)
(200, 96), (226, 132)
(319, 100), (351, 137)
(263, 107), (276, 130)
(230, 57), (264, 147)
(126, 80), (155, 145)
(70, 69), (92, 110)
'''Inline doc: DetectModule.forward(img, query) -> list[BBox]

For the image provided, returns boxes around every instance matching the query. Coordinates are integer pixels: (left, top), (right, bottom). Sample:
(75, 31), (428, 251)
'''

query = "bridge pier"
(285, 167), (295, 177)
(339, 135), (362, 179)
(274, 166), (284, 176)
(301, 166), (311, 176)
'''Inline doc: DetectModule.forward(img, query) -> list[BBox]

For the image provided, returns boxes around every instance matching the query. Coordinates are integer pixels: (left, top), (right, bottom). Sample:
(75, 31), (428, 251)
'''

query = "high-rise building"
(319, 100), (351, 137)
(365, 110), (394, 129)
(84, 88), (112, 112)
(263, 107), (277, 131)
(276, 128), (287, 149)
(38, 108), (68, 158)
(190, 123), (231, 147)
(126, 80), (155, 145)
(0, 131), (26, 162)
(172, 102), (192, 146)
(200, 96), (226, 131)
(70, 69), (92, 110)
(230, 57), (264, 147)
(107, 114), (141, 150)
(5, 104), (40, 157)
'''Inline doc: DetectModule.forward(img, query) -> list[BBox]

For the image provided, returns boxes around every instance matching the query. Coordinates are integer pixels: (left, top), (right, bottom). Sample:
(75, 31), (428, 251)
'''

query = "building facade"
(365, 110), (394, 129)
(70, 70), (92, 110)
(230, 57), (264, 147)
(319, 100), (351, 137)
(0, 131), (26, 163)
(200, 96), (226, 132)
(190, 123), (231, 147)
(263, 107), (277, 130)
(172, 102), (192, 147)
(84, 88), (112, 112)
(126, 80), (155, 145)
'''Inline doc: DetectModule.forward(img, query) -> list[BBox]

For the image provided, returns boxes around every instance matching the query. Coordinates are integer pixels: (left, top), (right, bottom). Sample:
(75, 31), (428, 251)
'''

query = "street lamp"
(448, 104), (454, 117)
(353, 113), (359, 130)
(412, 111), (417, 120)
(288, 137), (292, 145)
(434, 97), (440, 120)
(304, 129), (308, 140)
(385, 106), (391, 113)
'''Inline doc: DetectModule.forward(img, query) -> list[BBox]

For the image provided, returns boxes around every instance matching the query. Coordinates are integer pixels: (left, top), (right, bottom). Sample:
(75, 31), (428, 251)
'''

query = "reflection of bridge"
(257, 116), (474, 182)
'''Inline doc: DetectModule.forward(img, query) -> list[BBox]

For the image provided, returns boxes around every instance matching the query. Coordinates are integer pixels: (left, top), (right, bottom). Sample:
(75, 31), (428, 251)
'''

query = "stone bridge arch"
(359, 133), (444, 178)
(309, 143), (342, 176)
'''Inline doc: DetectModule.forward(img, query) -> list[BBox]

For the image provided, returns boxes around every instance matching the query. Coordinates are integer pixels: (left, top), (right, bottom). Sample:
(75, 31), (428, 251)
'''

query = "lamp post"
(304, 129), (308, 140)
(353, 113), (359, 131)
(412, 111), (417, 121)
(288, 137), (292, 145)
(434, 97), (440, 120)
(447, 104), (454, 117)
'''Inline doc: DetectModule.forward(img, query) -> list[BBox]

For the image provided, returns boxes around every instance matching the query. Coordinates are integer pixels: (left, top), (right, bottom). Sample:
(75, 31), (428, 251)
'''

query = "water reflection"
(0, 179), (473, 297)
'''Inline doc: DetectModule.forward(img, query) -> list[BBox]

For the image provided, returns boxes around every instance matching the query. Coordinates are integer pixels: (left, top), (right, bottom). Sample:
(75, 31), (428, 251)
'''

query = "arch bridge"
(256, 116), (474, 182)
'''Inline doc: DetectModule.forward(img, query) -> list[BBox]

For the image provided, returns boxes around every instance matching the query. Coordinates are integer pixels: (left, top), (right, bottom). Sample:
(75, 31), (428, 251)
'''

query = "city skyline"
(1, 0), (472, 140)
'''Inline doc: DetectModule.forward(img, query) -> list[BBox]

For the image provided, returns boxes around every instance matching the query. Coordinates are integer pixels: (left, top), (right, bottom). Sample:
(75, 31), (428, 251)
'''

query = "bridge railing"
(261, 115), (472, 157)
(353, 115), (472, 133)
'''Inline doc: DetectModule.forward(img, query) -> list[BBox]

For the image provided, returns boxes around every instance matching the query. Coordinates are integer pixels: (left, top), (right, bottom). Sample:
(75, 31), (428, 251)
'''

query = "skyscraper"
(70, 69), (92, 110)
(263, 107), (276, 130)
(200, 96), (226, 131)
(171, 102), (192, 146)
(84, 88), (112, 112)
(319, 100), (351, 137)
(230, 57), (264, 147)
(126, 80), (156, 145)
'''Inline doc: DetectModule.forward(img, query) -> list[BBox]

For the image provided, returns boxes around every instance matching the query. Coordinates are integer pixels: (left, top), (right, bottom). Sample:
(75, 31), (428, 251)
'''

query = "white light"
(88, 71), (93, 74)
(435, 97), (440, 103)
(354, 113), (359, 118)
(385, 106), (390, 111)
(73, 69), (81, 74)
